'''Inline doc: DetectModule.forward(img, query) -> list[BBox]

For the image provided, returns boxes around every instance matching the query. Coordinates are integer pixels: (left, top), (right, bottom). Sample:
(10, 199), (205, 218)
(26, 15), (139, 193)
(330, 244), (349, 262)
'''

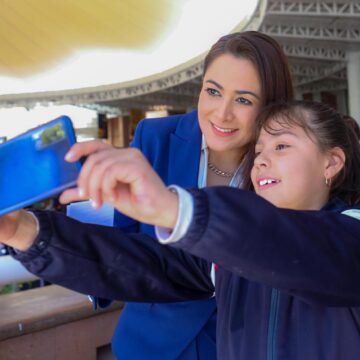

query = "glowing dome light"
(0, 0), (258, 95)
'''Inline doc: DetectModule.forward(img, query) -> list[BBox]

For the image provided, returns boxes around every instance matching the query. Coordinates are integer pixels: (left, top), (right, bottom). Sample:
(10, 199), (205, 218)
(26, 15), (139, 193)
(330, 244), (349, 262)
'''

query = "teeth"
(259, 179), (277, 186)
(213, 124), (235, 133)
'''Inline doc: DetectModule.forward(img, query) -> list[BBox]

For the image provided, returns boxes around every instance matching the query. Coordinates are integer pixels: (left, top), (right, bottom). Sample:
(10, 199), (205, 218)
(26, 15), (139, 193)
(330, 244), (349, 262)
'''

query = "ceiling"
(0, 0), (359, 113)
(0, 0), (257, 97)
(0, 0), (175, 77)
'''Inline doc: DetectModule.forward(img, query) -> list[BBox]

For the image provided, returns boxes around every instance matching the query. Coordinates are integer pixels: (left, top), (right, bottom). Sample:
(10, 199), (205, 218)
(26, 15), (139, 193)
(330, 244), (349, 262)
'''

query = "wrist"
(160, 189), (179, 229)
(12, 211), (39, 251)
(155, 186), (194, 244)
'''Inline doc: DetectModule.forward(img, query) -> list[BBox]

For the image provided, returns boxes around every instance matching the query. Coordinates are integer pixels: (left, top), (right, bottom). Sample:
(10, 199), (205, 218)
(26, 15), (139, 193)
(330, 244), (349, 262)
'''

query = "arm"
(9, 210), (213, 303)
(170, 187), (360, 306)
(59, 143), (360, 305)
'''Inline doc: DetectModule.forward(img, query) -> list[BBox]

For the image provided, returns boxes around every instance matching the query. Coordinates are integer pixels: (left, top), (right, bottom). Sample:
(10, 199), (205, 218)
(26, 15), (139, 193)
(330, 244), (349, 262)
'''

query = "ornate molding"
(282, 44), (346, 61)
(297, 79), (348, 93)
(267, 0), (360, 17)
(260, 23), (360, 42)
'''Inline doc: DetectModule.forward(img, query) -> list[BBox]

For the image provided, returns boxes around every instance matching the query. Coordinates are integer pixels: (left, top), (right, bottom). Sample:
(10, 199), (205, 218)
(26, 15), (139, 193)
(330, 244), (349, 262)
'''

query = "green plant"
(0, 280), (42, 295)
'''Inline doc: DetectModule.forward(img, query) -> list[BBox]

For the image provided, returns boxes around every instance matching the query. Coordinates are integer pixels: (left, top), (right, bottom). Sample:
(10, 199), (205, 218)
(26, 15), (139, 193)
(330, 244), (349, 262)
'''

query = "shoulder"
(137, 111), (198, 136)
(132, 111), (200, 152)
(324, 198), (360, 221)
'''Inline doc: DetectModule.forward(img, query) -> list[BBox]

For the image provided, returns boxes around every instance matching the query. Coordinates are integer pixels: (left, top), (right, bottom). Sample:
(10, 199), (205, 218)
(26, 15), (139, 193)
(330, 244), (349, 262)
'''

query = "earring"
(325, 177), (332, 187)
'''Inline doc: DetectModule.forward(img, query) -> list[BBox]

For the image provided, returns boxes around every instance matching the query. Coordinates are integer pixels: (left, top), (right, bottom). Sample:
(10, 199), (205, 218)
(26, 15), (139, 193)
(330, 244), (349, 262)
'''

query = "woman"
(1, 31), (294, 360)
(3, 100), (360, 359)
(73, 31), (294, 359)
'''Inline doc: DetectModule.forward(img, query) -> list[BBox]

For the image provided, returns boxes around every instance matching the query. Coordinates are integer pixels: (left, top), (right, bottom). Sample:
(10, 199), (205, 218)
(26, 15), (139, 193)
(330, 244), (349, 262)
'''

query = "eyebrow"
(205, 79), (260, 100)
(255, 130), (299, 145)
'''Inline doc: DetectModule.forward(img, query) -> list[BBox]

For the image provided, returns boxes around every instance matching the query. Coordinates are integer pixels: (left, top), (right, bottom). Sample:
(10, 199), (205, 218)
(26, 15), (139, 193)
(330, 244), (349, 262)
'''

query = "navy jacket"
(12, 187), (360, 360)
(111, 111), (216, 359)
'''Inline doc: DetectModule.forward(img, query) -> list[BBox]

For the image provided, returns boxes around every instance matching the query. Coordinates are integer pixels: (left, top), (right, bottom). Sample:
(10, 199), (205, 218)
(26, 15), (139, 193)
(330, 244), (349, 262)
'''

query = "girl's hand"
(60, 140), (111, 204)
(61, 141), (178, 229)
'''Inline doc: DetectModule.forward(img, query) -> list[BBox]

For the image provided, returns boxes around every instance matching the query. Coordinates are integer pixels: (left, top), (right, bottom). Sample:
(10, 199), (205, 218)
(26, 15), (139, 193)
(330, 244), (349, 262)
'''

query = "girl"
(3, 101), (360, 359)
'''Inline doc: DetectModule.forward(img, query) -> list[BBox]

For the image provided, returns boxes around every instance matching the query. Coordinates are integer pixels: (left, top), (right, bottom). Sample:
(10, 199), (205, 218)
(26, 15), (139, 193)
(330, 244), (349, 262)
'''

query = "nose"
(253, 150), (270, 169)
(217, 99), (234, 122)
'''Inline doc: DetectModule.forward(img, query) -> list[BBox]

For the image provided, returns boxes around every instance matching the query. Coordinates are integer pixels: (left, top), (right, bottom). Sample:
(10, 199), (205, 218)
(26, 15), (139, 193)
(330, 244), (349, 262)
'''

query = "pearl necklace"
(207, 161), (235, 178)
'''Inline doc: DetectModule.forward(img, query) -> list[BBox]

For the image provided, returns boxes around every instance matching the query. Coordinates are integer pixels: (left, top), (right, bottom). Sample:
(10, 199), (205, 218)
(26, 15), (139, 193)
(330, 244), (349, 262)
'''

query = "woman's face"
(251, 120), (330, 210)
(198, 54), (262, 156)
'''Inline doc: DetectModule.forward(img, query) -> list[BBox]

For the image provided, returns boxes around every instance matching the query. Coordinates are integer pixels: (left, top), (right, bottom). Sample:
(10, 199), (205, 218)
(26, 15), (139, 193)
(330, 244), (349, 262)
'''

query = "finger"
(101, 172), (135, 217)
(101, 165), (125, 201)
(77, 148), (115, 197)
(86, 154), (123, 208)
(79, 147), (144, 199)
(59, 187), (86, 204)
(65, 139), (110, 162)
(102, 161), (150, 204)
(102, 181), (130, 208)
(101, 164), (164, 224)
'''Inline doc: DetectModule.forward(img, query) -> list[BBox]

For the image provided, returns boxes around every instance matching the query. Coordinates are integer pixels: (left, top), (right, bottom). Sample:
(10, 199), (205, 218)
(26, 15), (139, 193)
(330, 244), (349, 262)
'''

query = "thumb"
(65, 140), (109, 162)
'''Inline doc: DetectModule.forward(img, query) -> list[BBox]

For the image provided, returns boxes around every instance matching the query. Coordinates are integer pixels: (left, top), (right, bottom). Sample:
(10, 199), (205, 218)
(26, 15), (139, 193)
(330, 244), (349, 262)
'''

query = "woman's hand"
(0, 210), (38, 251)
(61, 140), (179, 229)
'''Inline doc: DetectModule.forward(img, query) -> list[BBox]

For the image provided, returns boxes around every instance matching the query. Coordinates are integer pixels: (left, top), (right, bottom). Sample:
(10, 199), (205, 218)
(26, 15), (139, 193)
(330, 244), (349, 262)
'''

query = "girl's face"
(251, 120), (331, 210)
(198, 54), (261, 158)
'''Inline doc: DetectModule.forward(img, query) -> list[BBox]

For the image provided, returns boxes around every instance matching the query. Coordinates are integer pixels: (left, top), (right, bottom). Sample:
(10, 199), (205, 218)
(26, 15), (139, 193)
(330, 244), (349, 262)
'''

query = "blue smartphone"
(0, 116), (82, 216)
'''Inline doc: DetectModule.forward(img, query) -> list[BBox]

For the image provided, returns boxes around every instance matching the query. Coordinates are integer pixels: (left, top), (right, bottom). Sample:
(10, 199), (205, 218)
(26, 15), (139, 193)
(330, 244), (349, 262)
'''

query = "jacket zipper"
(267, 288), (280, 360)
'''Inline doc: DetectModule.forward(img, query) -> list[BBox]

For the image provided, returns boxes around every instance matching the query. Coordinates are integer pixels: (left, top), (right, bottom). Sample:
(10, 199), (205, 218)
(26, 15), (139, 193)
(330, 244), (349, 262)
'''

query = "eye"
(275, 144), (290, 151)
(205, 87), (220, 97)
(236, 97), (252, 105)
(254, 148), (262, 158)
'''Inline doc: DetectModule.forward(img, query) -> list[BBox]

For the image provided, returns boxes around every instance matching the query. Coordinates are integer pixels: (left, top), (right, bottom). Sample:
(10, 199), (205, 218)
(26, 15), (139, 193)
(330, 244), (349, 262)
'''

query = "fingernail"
(65, 151), (74, 161)
(91, 200), (99, 209)
(78, 188), (85, 198)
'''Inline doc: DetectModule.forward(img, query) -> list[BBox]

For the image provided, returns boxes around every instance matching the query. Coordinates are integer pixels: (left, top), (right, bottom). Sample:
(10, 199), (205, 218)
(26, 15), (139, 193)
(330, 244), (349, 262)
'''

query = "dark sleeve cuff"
(9, 210), (53, 262)
(171, 189), (210, 251)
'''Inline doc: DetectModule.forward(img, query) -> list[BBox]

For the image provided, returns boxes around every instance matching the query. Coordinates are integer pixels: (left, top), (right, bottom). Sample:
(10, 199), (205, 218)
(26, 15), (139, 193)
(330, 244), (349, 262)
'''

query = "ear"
(324, 147), (346, 179)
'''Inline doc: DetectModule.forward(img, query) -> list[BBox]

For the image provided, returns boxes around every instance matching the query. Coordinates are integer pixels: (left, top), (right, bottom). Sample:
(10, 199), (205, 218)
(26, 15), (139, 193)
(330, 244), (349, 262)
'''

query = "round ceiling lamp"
(0, 0), (259, 95)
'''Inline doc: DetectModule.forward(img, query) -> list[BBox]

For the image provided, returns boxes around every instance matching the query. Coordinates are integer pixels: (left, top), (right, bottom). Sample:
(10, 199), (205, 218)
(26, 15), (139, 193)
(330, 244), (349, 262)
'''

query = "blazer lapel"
(167, 111), (201, 188)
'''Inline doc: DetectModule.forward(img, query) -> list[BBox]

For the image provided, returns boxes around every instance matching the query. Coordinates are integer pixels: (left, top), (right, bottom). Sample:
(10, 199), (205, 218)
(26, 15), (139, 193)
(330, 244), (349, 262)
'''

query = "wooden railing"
(0, 285), (123, 360)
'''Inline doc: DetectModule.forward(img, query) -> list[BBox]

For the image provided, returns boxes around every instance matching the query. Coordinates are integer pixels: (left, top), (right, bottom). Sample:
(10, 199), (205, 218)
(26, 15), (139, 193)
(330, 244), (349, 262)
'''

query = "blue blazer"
(112, 111), (217, 360)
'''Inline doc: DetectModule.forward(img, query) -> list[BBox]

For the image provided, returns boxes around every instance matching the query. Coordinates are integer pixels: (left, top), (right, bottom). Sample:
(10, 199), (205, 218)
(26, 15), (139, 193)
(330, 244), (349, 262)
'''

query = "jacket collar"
(173, 110), (201, 142)
(167, 111), (202, 187)
(322, 197), (352, 212)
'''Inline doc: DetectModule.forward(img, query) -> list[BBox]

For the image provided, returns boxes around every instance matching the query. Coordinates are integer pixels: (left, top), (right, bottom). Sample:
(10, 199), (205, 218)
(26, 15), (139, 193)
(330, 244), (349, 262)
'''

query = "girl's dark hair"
(343, 115), (360, 140)
(203, 31), (294, 105)
(244, 101), (360, 206)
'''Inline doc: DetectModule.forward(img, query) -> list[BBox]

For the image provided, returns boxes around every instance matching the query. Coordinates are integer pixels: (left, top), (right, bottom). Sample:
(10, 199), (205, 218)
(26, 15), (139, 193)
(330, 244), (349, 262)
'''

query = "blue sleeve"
(11, 210), (214, 302)
(171, 187), (360, 306)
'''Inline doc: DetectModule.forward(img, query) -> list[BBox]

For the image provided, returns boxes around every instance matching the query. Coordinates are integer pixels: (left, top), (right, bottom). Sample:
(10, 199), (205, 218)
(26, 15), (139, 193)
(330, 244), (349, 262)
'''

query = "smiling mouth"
(211, 122), (238, 135)
(258, 178), (280, 188)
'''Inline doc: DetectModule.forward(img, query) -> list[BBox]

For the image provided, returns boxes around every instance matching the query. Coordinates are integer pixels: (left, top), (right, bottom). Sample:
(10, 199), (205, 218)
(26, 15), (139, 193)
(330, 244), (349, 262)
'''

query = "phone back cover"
(0, 116), (81, 216)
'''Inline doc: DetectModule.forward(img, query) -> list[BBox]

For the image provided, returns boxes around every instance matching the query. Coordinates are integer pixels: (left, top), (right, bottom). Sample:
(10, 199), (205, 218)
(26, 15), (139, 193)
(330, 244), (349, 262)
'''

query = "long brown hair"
(244, 101), (360, 206)
(203, 31), (294, 105)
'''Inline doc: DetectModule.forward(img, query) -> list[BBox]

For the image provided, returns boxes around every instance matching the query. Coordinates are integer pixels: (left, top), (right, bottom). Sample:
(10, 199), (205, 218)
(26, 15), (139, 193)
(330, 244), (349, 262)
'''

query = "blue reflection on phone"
(0, 116), (82, 216)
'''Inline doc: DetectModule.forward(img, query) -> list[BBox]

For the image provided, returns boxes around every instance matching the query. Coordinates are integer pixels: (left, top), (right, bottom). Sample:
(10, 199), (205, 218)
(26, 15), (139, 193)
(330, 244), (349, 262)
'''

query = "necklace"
(207, 161), (235, 178)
